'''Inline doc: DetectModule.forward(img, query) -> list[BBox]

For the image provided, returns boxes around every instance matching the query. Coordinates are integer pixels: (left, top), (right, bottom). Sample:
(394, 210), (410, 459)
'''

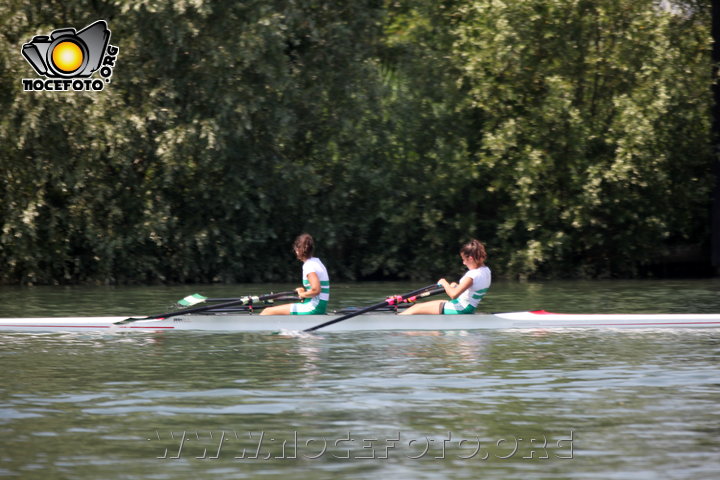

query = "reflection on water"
(1, 280), (720, 479)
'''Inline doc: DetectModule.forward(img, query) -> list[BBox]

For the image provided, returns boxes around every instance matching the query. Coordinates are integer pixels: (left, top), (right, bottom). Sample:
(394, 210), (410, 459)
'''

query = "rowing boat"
(1, 310), (720, 332)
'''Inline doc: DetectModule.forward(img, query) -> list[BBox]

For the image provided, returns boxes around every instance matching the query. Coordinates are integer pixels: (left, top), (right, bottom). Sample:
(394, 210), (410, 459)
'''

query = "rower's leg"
(398, 300), (444, 315)
(259, 303), (293, 315)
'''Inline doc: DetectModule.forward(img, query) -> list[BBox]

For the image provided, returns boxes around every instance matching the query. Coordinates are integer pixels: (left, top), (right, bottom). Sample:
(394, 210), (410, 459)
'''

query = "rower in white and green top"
(295, 256), (330, 314)
(400, 239), (491, 316)
(260, 233), (330, 316)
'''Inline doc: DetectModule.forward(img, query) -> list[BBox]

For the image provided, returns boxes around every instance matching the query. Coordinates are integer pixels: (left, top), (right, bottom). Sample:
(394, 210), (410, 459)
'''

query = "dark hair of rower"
(293, 233), (315, 261)
(460, 239), (487, 265)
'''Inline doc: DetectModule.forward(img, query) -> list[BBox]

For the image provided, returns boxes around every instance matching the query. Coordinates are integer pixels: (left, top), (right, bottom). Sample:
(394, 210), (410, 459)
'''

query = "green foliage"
(0, 0), (714, 284)
(453, 0), (713, 277)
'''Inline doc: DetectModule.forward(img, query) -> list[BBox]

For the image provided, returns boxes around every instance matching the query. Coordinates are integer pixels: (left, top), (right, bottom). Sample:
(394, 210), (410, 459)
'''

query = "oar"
(303, 284), (445, 332)
(115, 291), (295, 325)
(177, 293), (299, 307)
(177, 294), (237, 307)
(335, 303), (413, 314)
(202, 296), (301, 313)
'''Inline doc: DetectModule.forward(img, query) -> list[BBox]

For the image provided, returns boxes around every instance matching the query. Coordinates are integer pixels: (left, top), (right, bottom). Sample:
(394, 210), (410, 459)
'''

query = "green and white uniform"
(291, 257), (330, 315)
(443, 266), (491, 314)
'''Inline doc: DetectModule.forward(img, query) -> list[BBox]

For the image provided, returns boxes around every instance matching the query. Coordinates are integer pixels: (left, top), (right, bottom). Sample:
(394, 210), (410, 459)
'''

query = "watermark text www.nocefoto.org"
(148, 430), (574, 461)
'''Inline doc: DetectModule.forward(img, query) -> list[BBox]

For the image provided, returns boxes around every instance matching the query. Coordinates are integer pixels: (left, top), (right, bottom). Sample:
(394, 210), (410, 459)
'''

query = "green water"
(1, 280), (719, 479)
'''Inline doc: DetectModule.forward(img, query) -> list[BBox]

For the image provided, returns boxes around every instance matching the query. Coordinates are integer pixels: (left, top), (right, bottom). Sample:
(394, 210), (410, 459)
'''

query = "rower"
(399, 239), (491, 315)
(260, 233), (330, 316)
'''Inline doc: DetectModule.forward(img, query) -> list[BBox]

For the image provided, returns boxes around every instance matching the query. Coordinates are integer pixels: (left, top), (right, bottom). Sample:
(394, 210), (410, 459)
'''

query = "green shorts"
(442, 299), (476, 315)
(290, 298), (328, 315)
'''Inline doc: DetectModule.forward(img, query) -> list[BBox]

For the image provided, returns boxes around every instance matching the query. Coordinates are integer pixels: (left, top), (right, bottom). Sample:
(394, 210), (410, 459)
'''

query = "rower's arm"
(439, 276), (473, 299)
(297, 272), (321, 299)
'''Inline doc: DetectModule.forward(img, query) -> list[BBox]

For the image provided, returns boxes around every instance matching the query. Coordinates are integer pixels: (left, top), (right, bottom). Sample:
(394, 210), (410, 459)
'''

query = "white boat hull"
(1, 311), (720, 332)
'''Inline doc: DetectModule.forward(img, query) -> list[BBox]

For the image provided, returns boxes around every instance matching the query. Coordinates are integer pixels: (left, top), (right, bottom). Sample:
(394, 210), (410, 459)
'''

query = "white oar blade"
(178, 293), (208, 307)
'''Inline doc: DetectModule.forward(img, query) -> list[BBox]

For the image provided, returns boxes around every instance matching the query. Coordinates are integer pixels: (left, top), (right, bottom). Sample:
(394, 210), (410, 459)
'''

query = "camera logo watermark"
(21, 20), (119, 92)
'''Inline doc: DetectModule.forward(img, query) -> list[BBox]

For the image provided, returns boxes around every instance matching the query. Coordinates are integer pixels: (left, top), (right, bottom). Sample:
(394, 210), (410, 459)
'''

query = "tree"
(453, 0), (713, 277)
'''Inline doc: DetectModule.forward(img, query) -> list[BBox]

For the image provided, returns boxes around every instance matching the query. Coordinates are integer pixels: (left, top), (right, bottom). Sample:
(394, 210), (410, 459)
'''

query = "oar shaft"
(204, 297), (301, 313)
(304, 284), (441, 332)
(178, 295), (299, 306)
(206, 295), (299, 304)
(118, 291), (295, 324)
